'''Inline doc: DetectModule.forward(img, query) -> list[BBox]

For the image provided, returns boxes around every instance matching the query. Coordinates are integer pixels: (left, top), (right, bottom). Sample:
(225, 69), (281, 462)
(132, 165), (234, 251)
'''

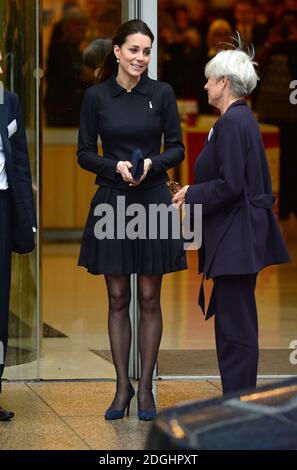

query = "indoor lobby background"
(2, 0), (297, 386)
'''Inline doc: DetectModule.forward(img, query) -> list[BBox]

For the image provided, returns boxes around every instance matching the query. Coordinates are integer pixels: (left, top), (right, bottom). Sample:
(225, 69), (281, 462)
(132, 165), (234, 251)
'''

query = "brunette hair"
(97, 19), (154, 83)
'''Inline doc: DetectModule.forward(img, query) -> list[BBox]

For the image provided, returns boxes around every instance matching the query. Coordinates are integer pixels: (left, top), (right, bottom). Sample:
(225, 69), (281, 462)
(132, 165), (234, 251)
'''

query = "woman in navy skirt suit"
(77, 20), (187, 420)
(173, 38), (290, 395)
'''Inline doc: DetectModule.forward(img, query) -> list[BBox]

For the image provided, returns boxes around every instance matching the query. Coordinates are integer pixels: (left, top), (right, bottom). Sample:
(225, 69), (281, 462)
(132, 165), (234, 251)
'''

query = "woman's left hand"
(172, 185), (189, 208)
(129, 158), (152, 186)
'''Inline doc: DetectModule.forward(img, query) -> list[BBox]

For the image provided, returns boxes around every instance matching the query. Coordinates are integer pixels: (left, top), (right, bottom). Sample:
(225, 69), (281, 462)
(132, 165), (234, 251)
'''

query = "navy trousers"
(212, 274), (258, 395)
(0, 190), (12, 393)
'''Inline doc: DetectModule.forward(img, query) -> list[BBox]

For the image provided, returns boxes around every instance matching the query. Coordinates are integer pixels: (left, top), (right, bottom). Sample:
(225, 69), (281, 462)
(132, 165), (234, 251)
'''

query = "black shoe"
(0, 406), (15, 421)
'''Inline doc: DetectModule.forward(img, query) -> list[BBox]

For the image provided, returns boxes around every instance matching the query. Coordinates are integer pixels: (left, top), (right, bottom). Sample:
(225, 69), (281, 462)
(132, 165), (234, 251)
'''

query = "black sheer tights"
(104, 274), (163, 411)
(105, 275), (131, 410)
(137, 274), (163, 411)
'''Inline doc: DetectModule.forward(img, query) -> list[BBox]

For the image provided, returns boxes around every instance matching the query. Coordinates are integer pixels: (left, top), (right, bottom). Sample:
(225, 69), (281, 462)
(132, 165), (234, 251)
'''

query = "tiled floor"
(0, 378), (284, 450)
(0, 380), (222, 450)
(4, 233), (295, 447)
(5, 237), (297, 380)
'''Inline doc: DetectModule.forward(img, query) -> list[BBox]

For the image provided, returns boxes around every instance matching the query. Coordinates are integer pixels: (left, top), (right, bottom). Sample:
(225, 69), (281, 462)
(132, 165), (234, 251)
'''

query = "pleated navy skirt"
(78, 184), (187, 275)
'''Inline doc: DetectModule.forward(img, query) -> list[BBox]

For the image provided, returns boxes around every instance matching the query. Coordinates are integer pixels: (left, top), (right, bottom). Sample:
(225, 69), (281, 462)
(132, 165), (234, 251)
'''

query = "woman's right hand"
(116, 161), (137, 184)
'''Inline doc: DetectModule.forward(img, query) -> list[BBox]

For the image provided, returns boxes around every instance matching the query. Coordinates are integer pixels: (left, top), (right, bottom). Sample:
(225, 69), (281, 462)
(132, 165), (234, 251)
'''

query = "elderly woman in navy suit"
(173, 41), (290, 394)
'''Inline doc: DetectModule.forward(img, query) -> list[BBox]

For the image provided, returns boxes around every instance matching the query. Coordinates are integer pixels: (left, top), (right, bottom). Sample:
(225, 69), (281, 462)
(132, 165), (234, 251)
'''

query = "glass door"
(1, 0), (40, 381)
(40, 0), (126, 379)
(155, 0), (296, 379)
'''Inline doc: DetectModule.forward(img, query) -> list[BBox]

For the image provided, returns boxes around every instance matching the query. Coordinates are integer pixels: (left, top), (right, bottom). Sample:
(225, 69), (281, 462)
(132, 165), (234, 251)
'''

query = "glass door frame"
(125, 0), (158, 379)
(2, 0), (41, 382)
(4, 0), (158, 382)
(35, 0), (41, 382)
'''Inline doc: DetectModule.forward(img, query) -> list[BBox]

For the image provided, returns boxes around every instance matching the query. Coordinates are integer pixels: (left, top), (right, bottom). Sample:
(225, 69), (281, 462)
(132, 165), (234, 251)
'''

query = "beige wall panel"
(42, 145), (76, 228)
(75, 164), (98, 227)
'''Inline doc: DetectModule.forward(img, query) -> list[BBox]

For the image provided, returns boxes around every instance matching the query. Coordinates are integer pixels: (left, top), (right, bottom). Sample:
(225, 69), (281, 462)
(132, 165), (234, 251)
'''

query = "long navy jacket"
(77, 74), (184, 190)
(0, 91), (36, 253)
(185, 100), (290, 278)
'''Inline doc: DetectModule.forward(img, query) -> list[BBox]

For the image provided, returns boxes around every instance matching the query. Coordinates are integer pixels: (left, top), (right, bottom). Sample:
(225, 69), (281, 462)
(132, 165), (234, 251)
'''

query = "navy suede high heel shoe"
(138, 392), (157, 421)
(105, 383), (135, 420)
(138, 408), (157, 421)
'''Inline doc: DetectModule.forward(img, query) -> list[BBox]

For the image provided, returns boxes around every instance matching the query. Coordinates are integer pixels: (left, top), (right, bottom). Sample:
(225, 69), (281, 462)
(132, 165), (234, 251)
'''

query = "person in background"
(84, 0), (121, 42)
(44, 7), (92, 127)
(173, 38), (290, 395)
(82, 37), (112, 81)
(197, 19), (233, 113)
(159, 4), (204, 99)
(0, 90), (37, 420)
(206, 19), (234, 58)
(256, 9), (297, 220)
(232, 0), (269, 48)
(189, 0), (210, 49)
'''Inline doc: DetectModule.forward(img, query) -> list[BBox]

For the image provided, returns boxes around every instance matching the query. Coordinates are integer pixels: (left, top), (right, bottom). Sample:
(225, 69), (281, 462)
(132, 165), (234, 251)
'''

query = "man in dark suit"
(0, 89), (36, 420)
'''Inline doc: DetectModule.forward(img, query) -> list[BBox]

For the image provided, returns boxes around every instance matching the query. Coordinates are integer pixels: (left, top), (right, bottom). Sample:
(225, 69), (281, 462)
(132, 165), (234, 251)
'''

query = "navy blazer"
(185, 100), (290, 278)
(77, 74), (184, 190)
(0, 90), (36, 253)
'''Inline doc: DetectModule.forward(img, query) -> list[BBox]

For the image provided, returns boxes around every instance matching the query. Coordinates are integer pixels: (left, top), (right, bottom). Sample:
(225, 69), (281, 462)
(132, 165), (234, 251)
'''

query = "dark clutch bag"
(131, 148), (144, 181)
(166, 180), (183, 196)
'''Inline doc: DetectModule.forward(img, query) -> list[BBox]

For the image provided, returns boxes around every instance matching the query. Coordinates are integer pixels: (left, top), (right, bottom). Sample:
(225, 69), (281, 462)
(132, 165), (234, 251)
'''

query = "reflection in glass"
(43, 0), (121, 127)
(41, 1), (123, 379)
(0, 0), (39, 380)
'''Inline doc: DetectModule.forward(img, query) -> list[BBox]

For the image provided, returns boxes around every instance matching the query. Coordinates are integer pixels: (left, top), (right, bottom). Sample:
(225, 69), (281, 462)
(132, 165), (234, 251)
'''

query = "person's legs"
(104, 274), (132, 410)
(0, 191), (14, 420)
(137, 274), (163, 411)
(0, 191), (12, 394)
(214, 274), (258, 395)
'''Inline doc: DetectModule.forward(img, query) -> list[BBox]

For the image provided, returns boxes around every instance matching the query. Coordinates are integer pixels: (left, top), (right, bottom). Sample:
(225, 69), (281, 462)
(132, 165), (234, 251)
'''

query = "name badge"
(7, 119), (17, 139)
